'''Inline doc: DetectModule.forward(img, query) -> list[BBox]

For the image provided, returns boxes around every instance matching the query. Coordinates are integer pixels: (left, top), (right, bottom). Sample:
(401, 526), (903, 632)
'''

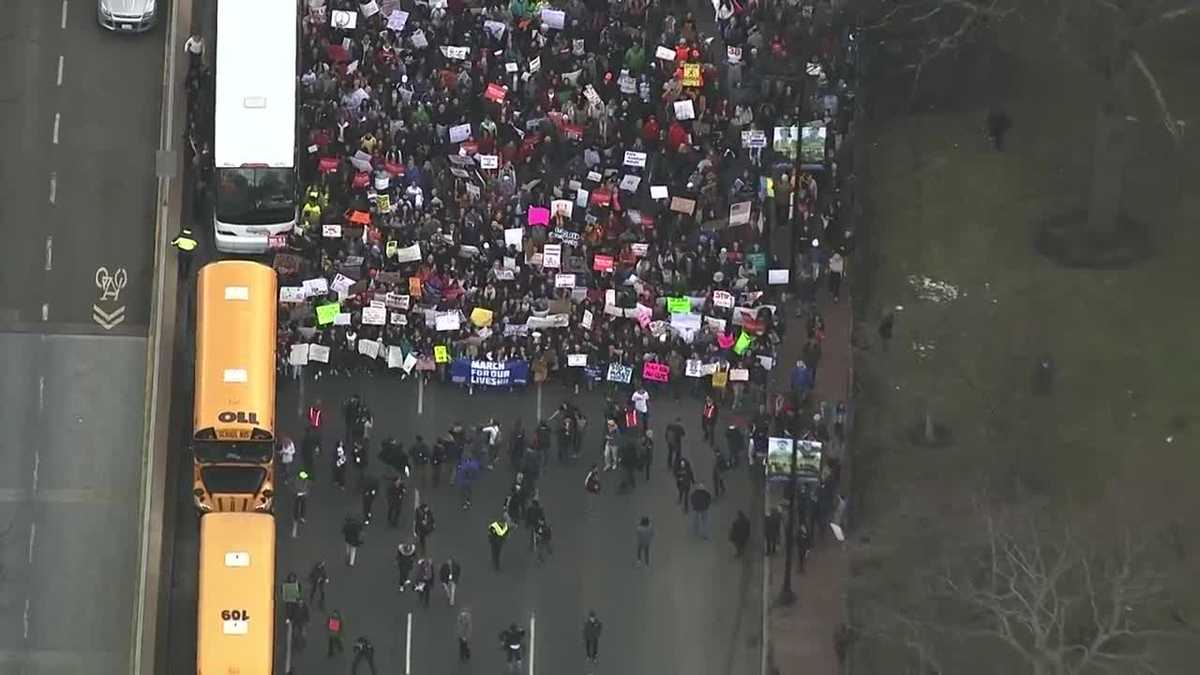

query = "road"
(273, 377), (766, 675)
(0, 0), (164, 672)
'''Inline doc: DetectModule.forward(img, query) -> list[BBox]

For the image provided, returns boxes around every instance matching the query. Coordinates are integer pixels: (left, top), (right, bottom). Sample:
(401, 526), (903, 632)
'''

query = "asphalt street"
(273, 376), (767, 675)
(0, 1), (165, 673)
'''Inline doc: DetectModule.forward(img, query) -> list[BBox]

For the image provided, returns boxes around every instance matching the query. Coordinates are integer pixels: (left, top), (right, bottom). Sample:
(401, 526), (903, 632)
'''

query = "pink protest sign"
(593, 255), (614, 272)
(717, 332), (735, 349)
(643, 362), (670, 382)
(528, 206), (551, 226)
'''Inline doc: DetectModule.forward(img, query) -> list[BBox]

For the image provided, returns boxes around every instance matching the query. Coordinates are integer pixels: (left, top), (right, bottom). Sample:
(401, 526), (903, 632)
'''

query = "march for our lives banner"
(449, 359), (531, 387)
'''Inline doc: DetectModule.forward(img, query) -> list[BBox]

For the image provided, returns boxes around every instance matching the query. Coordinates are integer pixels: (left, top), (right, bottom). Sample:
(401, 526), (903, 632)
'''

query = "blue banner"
(449, 359), (530, 387)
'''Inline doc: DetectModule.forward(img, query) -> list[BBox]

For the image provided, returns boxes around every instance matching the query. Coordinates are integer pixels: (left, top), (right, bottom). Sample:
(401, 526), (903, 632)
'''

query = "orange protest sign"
(349, 210), (371, 225)
(409, 277), (423, 298)
(681, 63), (701, 88)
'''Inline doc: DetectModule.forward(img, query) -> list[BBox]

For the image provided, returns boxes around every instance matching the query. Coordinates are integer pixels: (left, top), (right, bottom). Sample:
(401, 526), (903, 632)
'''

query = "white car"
(97, 0), (156, 32)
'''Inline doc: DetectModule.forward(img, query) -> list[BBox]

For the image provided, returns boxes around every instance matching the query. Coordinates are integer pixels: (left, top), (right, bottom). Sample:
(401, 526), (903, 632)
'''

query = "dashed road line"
(61, 0), (68, 29)
(23, 599), (30, 639)
(32, 452), (40, 493)
(28, 523), (36, 564)
(56, 55), (64, 86)
(45, 236), (53, 271)
(48, 172), (57, 204)
(52, 113), (60, 144)
(38, 376), (45, 412)
(41, 304), (49, 321)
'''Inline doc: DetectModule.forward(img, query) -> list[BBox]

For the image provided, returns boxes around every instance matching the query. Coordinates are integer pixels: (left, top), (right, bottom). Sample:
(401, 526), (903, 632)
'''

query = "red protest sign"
(593, 254), (614, 272)
(484, 83), (507, 103)
(563, 124), (584, 140)
(318, 157), (340, 173)
(590, 189), (612, 207)
(352, 172), (370, 189)
(642, 362), (670, 382)
(349, 210), (371, 226)
(384, 161), (405, 176)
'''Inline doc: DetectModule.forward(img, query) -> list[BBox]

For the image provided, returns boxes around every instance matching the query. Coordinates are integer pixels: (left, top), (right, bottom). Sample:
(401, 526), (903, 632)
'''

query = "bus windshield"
(194, 439), (274, 464)
(215, 167), (296, 225)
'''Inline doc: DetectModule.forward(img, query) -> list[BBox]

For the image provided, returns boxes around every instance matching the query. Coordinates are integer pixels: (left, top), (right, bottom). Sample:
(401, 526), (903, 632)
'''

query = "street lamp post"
(778, 437), (798, 605)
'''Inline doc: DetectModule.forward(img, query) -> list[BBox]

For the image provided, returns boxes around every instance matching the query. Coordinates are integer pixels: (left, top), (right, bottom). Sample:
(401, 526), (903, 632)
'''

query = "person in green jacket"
(624, 43), (646, 73)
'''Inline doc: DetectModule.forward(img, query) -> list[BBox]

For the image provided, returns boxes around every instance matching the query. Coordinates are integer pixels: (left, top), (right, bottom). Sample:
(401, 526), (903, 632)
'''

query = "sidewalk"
(766, 289), (852, 675)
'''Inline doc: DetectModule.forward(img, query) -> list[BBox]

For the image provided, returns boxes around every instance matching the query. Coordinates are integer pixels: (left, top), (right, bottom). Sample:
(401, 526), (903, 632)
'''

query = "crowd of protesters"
(260, 0), (857, 401)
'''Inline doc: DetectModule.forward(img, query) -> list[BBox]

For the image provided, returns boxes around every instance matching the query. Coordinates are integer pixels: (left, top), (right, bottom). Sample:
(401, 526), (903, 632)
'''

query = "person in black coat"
(729, 510), (751, 556)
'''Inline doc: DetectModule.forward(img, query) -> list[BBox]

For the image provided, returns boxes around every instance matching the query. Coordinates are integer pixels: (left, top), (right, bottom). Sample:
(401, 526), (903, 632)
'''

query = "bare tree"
(854, 508), (1196, 675)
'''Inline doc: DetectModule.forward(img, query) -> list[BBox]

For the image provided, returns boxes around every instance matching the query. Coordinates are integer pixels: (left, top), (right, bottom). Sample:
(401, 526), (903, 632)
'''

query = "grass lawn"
(845, 16), (1200, 673)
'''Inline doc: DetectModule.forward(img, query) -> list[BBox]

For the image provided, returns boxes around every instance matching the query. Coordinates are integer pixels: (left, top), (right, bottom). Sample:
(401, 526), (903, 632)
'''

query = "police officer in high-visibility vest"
(301, 187), (322, 230)
(487, 518), (510, 571)
(170, 228), (198, 275)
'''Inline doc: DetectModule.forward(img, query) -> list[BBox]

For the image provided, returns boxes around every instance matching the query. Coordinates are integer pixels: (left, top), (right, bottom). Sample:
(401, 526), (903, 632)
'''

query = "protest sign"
(387, 346), (406, 369)
(730, 368), (750, 382)
(331, 274), (355, 300)
(667, 297), (691, 314)
(450, 359), (531, 386)
(581, 309), (594, 329)
(592, 255), (614, 272)
(478, 154), (499, 169)
(384, 293), (409, 310)
(540, 8), (565, 29)
(484, 19), (506, 37)
(643, 362), (670, 382)
(362, 306), (387, 325)
(741, 129), (767, 148)
(470, 307), (494, 327)
(387, 9), (408, 29)
(671, 312), (702, 331)
(619, 174), (641, 192)
(733, 331), (754, 355)
(390, 313), (407, 326)
(330, 9), (357, 28)
(334, 313), (352, 326)
(727, 46), (742, 63)
(673, 99), (695, 121)
(670, 196), (696, 215)
(441, 45), (469, 60)
(289, 343), (309, 366)
(302, 277), (329, 298)
(315, 303), (340, 325)
(622, 151), (647, 168)
(449, 123), (472, 143)
(409, 277), (423, 297)
(309, 344), (331, 363)
(712, 368), (728, 388)
(631, 243), (649, 257)
(551, 199), (573, 219)
(394, 243), (422, 263)
(435, 312), (461, 331)
(729, 201), (753, 226)
(747, 252), (767, 273)
(360, 0), (380, 17)
(607, 363), (633, 384)
(554, 273), (576, 288)
(713, 290), (734, 308)
(322, 224), (342, 238)
(681, 63), (701, 87)
(434, 345), (450, 363)
(280, 286), (307, 304)
(504, 227), (524, 249)
(685, 359), (704, 377)
(529, 55), (541, 72)
(358, 339), (382, 359)
(528, 206), (550, 226)
(567, 354), (588, 367)
(542, 244), (562, 269)
(650, 185), (669, 199)
(655, 45), (676, 60)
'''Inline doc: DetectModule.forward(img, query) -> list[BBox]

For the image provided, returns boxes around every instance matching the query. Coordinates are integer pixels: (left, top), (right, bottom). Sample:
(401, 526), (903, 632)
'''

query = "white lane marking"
(56, 56), (63, 86)
(412, 488), (420, 539)
(41, 304), (49, 321)
(61, 0), (68, 29)
(528, 612), (536, 675)
(44, 236), (53, 271)
(48, 172), (57, 204)
(416, 376), (424, 415)
(405, 612), (413, 675)
(27, 524), (36, 564)
(38, 377), (45, 412)
(23, 599), (30, 639)
(536, 382), (543, 420)
(32, 453), (40, 492)
(52, 113), (60, 144)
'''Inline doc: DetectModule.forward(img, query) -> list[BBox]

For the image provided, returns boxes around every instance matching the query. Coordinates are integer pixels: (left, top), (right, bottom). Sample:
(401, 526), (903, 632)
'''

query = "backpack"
(328, 616), (342, 632)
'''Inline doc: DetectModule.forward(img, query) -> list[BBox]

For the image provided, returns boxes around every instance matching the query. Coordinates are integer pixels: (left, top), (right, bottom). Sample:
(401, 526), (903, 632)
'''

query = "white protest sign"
(360, 0), (380, 17)
(330, 9), (358, 29)
(727, 46), (742, 63)
(607, 363), (633, 383)
(529, 56), (541, 72)
(632, 243), (649, 257)
(402, 353), (418, 373)
(390, 312), (408, 325)
(655, 45), (676, 60)
(387, 345), (406, 369)
(331, 274), (355, 300)
(322, 224), (343, 238)
(685, 359), (704, 377)
(358, 339), (382, 359)
(484, 20), (506, 37)
(449, 123), (472, 143)
(309, 344), (331, 363)
(362, 306), (387, 325)
(551, 199), (573, 219)
(440, 45), (470, 60)
(505, 61), (518, 73)
(302, 277), (329, 298)
(504, 227), (524, 249)
(581, 309), (594, 329)
(567, 354), (588, 367)
(289, 343), (310, 366)
(555, 273), (576, 288)
(673, 99), (695, 121)
(768, 269), (790, 285)
(394, 243), (422, 263)
(334, 312), (352, 326)
(540, 8), (565, 29)
(387, 9), (409, 30)
(410, 29), (428, 48)
(280, 286), (307, 304)
(619, 175), (641, 192)
(729, 201), (753, 226)
(730, 368), (750, 381)
(623, 151), (647, 168)
(435, 312), (461, 331)
(478, 154), (499, 169)
(650, 185), (669, 199)
(713, 290), (734, 308)
(542, 244), (562, 269)
(671, 312), (702, 331)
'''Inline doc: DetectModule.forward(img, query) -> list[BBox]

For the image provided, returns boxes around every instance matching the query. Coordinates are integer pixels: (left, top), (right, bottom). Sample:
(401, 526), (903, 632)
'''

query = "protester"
(583, 611), (603, 663)
(635, 516), (654, 567)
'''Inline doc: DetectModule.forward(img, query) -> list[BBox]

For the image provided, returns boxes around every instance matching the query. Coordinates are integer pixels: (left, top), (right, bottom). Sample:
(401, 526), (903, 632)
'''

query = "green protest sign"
(733, 330), (754, 355)
(316, 302), (341, 326)
(667, 297), (691, 314)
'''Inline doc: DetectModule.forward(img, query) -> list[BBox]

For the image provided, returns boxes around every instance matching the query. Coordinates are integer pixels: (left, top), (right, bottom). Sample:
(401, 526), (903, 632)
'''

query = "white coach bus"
(212, 0), (298, 253)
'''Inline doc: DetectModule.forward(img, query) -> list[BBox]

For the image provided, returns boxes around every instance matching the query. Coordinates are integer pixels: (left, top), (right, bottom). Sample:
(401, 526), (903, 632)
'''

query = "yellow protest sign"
(316, 302), (341, 325)
(712, 368), (728, 389)
(434, 345), (450, 363)
(470, 307), (494, 327)
(377, 194), (391, 213)
(681, 63), (701, 88)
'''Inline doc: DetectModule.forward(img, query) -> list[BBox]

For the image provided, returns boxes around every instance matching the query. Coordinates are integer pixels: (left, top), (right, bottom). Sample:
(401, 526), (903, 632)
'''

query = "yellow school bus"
(193, 261), (278, 512)
(197, 512), (276, 675)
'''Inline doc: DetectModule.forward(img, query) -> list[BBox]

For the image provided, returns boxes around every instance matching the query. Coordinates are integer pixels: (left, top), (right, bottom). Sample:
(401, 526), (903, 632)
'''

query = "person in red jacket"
(701, 395), (719, 445)
(641, 115), (660, 145)
(667, 120), (689, 153)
